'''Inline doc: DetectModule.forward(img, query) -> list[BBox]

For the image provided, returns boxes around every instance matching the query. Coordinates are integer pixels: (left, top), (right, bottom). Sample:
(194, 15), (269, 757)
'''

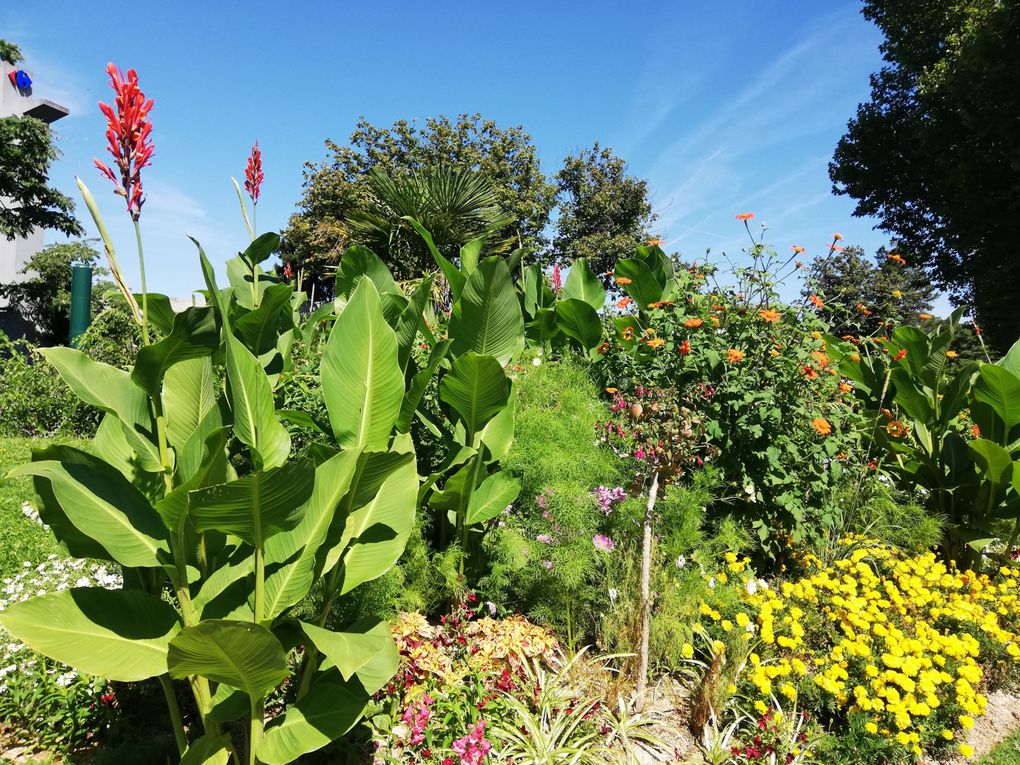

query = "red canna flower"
(735, 212), (755, 221)
(95, 63), (154, 221)
(893, 348), (908, 362)
(245, 141), (264, 205)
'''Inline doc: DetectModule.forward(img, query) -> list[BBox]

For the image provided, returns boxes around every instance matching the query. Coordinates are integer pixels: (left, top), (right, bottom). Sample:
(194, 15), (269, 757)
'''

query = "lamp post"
(69, 263), (92, 346)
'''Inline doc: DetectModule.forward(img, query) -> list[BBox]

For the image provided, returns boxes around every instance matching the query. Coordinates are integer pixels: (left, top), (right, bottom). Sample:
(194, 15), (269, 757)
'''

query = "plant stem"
(133, 219), (150, 345)
(249, 698), (265, 765)
(159, 674), (189, 756)
(635, 470), (659, 713)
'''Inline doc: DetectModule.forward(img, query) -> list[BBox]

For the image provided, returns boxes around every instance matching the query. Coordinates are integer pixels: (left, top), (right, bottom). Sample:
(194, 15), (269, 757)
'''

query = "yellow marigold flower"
(865, 721), (878, 734)
(681, 643), (694, 659)
(941, 730), (954, 740)
(959, 743), (975, 758)
(960, 714), (974, 729)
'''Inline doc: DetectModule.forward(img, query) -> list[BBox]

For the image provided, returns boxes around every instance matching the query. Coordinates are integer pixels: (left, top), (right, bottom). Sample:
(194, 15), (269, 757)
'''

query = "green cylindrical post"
(69, 263), (92, 346)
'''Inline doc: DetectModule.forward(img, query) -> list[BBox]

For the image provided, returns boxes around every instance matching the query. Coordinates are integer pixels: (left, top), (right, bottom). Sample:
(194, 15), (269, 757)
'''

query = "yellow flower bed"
(700, 539), (1020, 760)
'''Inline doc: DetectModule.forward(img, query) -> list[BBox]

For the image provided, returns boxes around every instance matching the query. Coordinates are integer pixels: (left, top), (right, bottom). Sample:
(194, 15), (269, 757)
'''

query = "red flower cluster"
(245, 141), (264, 204)
(94, 64), (154, 221)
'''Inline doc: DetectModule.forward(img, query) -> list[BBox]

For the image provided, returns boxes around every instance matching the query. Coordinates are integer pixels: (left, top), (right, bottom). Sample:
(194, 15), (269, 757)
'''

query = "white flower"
(532, 357), (542, 366)
(676, 555), (687, 569)
(609, 588), (618, 603)
(55, 671), (77, 687)
(745, 579), (759, 596)
(707, 577), (716, 589)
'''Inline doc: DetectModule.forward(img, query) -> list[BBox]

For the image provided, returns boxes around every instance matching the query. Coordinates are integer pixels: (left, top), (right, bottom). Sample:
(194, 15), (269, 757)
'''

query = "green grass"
(0, 436), (85, 580)
(977, 728), (1020, 765)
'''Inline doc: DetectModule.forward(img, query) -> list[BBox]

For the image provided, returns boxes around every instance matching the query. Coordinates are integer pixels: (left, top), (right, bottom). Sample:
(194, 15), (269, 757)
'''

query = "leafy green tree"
(283, 114), (555, 290)
(553, 143), (655, 281)
(0, 241), (119, 343)
(829, 0), (1020, 352)
(0, 38), (22, 64)
(803, 244), (936, 338)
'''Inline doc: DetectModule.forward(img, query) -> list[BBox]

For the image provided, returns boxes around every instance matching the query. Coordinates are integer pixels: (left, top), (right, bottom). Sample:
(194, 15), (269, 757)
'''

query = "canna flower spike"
(245, 140), (263, 205)
(94, 63), (154, 221)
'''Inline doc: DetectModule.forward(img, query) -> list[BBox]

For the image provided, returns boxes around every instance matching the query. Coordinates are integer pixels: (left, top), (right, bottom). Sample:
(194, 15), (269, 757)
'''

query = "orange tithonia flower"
(857, 303), (873, 316)
(648, 300), (674, 308)
(769, 348), (780, 357)
(735, 212), (755, 221)
(645, 238), (666, 246)
(597, 341), (610, 355)
(645, 338), (666, 349)
(919, 313), (933, 319)
(887, 253), (907, 265)
(812, 417), (832, 436)
(802, 365), (819, 380)
(759, 308), (782, 323)
(810, 351), (830, 368)
(809, 295), (825, 309)
(622, 326), (635, 340)
(726, 348), (745, 362)
(893, 348), (908, 362)
(617, 297), (632, 309)
(615, 276), (632, 285)
(710, 316), (721, 327)
(829, 245), (844, 252)
(791, 245), (805, 254)
(683, 318), (704, 328)
(678, 340), (691, 356)
(838, 382), (853, 393)
(946, 350), (959, 358)
(833, 233), (843, 240)
(971, 423), (980, 437)
(886, 420), (909, 438)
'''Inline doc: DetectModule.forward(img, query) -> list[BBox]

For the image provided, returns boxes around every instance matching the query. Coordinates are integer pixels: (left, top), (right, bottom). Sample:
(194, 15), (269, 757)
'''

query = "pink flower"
(245, 140), (263, 204)
(551, 264), (562, 292)
(634, 448), (646, 460)
(451, 720), (492, 765)
(95, 63), (154, 221)
(593, 534), (616, 552)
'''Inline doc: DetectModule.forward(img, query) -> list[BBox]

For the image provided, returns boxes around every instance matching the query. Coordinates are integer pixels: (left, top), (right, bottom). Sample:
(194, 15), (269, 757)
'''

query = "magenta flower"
(451, 720), (492, 764)
(593, 534), (616, 552)
(245, 140), (263, 205)
(551, 264), (562, 292)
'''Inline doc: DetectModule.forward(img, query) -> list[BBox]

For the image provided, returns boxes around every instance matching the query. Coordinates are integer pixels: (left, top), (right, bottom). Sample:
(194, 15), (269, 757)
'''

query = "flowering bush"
(692, 538), (1020, 762)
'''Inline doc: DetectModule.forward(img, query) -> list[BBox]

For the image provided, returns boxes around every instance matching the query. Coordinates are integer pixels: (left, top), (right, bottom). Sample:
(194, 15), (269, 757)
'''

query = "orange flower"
(726, 348), (745, 362)
(802, 365), (819, 380)
(791, 245), (805, 254)
(971, 423), (980, 437)
(833, 233), (843, 241)
(841, 335), (859, 344)
(648, 300), (674, 308)
(735, 212), (755, 221)
(769, 348), (780, 357)
(809, 295), (825, 309)
(622, 326), (635, 341)
(710, 316), (720, 327)
(597, 341), (610, 355)
(838, 382), (853, 393)
(946, 350), (959, 358)
(857, 303), (873, 316)
(645, 238), (666, 246)
(605, 387), (618, 394)
(615, 276), (633, 285)
(974, 323), (982, 337)
(886, 420), (909, 438)
(829, 245), (844, 252)
(683, 318), (704, 328)
(850, 353), (861, 363)
(893, 349), (908, 362)
(678, 340), (691, 356)
(812, 417), (832, 436)
(919, 313), (933, 320)
(616, 297), (632, 309)
(810, 351), (830, 368)
(759, 308), (782, 323)
(887, 253), (907, 266)
(645, 338), (665, 349)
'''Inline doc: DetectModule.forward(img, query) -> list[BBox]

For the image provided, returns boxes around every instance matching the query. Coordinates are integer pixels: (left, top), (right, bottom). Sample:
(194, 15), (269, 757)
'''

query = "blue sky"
(5, 2), (897, 302)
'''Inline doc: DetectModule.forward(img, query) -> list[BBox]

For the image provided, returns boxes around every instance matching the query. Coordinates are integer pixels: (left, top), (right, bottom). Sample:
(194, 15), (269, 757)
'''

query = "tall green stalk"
(134, 219), (150, 345)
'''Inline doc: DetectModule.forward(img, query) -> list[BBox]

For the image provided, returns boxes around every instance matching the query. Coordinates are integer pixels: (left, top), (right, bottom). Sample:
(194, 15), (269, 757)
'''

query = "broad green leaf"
(132, 307), (218, 397)
(188, 460), (314, 546)
(525, 307), (559, 345)
(614, 258), (663, 309)
(179, 733), (232, 765)
(460, 237), (485, 275)
(0, 588), (180, 681)
(394, 276), (434, 371)
(233, 283), (294, 357)
(478, 381), (515, 462)
(135, 292), (176, 335)
(322, 278), (403, 451)
(154, 428), (230, 535)
(449, 257), (524, 364)
(168, 620), (287, 701)
(970, 438), (1014, 499)
(243, 232), (281, 265)
(555, 298), (603, 352)
(262, 449), (362, 619)
(300, 617), (396, 682)
(404, 217), (466, 300)
(560, 258), (605, 309)
(890, 367), (933, 422)
(335, 245), (399, 300)
(999, 338), (1020, 379)
(439, 353), (511, 441)
(973, 364), (1020, 432)
(395, 340), (451, 433)
(9, 449), (167, 567)
(164, 357), (219, 454)
(257, 671), (367, 765)
(226, 333), (290, 470)
(466, 470), (521, 525)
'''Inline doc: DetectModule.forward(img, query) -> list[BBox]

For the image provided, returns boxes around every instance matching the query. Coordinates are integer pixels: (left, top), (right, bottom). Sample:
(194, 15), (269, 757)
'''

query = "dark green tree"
(804, 244), (936, 339)
(830, 0), (1020, 352)
(0, 241), (118, 344)
(0, 39), (22, 64)
(553, 142), (655, 280)
(283, 114), (555, 290)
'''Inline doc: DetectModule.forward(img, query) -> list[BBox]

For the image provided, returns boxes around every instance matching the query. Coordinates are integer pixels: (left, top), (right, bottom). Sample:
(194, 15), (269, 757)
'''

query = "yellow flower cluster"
(705, 540), (1020, 760)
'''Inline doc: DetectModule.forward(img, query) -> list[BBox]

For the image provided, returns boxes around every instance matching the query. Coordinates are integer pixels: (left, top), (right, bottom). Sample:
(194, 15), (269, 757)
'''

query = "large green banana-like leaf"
(560, 258), (605, 309)
(188, 460), (314, 546)
(168, 620), (287, 701)
(973, 364), (1020, 432)
(233, 283), (294, 356)
(478, 381), (515, 462)
(318, 450), (417, 595)
(466, 470), (521, 525)
(300, 617), (397, 681)
(439, 353), (512, 442)
(404, 217), (466, 300)
(449, 257), (524, 364)
(262, 449), (362, 619)
(0, 588), (180, 681)
(555, 298), (603, 353)
(225, 333), (291, 470)
(9, 448), (167, 567)
(460, 237), (485, 275)
(394, 275), (434, 371)
(134, 292), (176, 335)
(335, 245), (399, 300)
(970, 438), (1014, 506)
(257, 670), (368, 765)
(178, 733), (232, 765)
(322, 278), (404, 451)
(614, 258), (664, 309)
(132, 306), (218, 397)
(395, 339), (452, 433)
(163, 357), (219, 454)
(1000, 338), (1020, 379)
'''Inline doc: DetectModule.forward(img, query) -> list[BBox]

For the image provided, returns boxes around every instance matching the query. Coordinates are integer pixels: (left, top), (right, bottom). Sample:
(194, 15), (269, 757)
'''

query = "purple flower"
(536, 493), (548, 510)
(593, 534), (616, 552)
(536, 534), (553, 544)
(634, 448), (646, 460)
(593, 486), (627, 515)
(541, 560), (554, 570)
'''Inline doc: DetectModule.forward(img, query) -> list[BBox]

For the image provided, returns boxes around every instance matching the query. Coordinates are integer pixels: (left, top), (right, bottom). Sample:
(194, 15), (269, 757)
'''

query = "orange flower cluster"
(684, 318), (704, 328)
(809, 295), (825, 309)
(726, 348), (745, 362)
(812, 417), (832, 436)
(758, 308), (782, 323)
(735, 212), (755, 221)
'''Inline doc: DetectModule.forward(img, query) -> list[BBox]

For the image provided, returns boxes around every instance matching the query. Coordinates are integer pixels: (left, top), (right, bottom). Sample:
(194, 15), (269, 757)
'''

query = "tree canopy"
(553, 142), (656, 281)
(830, 0), (1020, 352)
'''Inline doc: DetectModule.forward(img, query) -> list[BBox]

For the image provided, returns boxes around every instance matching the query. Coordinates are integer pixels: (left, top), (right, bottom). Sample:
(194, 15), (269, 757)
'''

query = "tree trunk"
(635, 470), (659, 712)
